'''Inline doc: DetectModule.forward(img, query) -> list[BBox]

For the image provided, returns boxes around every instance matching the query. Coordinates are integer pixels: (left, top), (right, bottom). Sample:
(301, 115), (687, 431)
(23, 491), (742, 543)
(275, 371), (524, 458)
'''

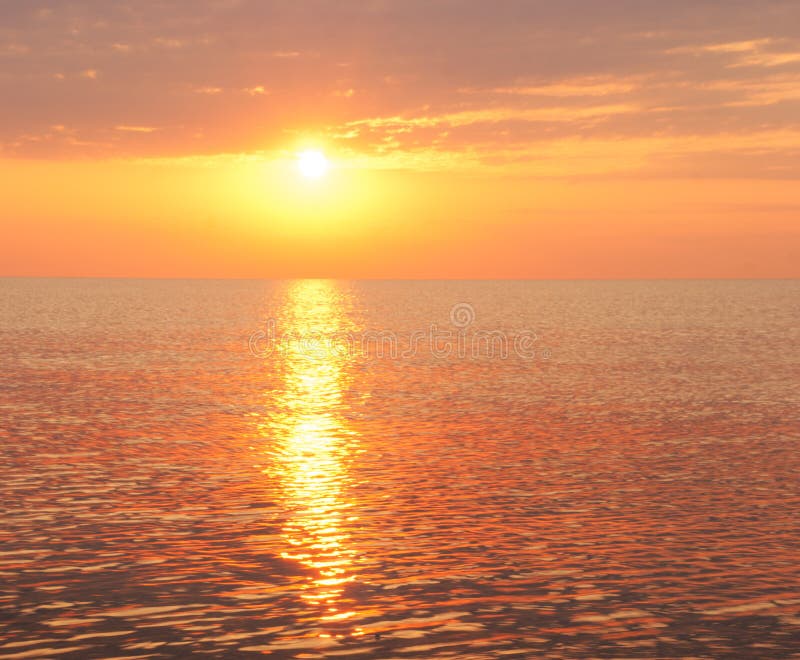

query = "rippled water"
(1, 278), (799, 658)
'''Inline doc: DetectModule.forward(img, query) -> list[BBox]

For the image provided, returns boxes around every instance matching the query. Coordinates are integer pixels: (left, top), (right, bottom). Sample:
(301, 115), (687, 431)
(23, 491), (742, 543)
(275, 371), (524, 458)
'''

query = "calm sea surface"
(1, 279), (799, 658)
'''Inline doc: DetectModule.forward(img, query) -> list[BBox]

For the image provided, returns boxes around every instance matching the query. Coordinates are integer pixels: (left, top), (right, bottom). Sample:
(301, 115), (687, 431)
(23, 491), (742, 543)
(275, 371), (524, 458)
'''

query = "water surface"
(1, 279), (799, 658)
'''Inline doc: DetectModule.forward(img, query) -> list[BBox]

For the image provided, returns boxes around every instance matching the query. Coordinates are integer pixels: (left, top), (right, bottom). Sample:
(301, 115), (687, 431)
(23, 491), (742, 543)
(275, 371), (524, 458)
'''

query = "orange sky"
(1, 1), (799, 278)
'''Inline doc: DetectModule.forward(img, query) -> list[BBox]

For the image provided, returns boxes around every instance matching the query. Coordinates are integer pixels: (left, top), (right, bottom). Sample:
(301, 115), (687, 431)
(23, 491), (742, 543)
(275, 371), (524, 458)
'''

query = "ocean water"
(1, 278), (798, 659)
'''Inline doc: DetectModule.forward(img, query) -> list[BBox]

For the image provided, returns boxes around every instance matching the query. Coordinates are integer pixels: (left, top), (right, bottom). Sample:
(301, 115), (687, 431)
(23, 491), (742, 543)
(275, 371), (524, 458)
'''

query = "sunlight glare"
(297, 150), (330, 179)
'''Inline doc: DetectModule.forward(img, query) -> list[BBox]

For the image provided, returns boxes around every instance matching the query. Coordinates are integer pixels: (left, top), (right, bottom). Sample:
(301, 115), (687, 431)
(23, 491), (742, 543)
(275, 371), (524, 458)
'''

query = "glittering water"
(1, 278), (799, 659)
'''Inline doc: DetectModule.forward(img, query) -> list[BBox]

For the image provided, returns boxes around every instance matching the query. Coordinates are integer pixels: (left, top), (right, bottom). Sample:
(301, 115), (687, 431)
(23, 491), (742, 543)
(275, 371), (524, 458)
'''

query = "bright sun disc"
(297, 150), (330, 179)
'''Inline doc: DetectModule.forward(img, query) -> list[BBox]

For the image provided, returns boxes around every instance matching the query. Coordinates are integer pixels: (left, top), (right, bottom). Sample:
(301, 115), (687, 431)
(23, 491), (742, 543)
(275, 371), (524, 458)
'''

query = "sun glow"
(297, 149), (330, 179)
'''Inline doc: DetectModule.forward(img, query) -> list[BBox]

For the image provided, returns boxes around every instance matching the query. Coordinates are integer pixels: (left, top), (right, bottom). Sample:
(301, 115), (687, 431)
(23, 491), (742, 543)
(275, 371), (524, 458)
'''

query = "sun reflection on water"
(258, 280), (362, 628)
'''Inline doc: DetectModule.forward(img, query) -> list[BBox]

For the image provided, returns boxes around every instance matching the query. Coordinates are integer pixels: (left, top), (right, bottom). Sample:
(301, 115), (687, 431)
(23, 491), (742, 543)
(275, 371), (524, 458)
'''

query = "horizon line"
(2, 275), (799, 282)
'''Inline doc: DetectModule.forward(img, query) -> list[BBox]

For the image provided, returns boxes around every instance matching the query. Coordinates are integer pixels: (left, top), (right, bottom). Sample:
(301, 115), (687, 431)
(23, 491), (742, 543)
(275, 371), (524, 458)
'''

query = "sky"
(1, 0), (799, 278)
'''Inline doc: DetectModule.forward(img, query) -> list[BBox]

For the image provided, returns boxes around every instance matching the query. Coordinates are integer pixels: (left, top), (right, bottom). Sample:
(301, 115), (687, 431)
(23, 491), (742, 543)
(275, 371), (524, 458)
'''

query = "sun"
(297, 150), (330, 179)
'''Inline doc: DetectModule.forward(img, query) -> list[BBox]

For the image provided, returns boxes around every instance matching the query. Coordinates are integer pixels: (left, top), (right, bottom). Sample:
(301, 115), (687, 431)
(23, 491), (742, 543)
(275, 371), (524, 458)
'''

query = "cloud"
(243, 85), (267, 96)
(699, 39), (773, 54)
(153, 37), (190, 50)
(342, 104), (641, 134)
(0, 0), (798, 179)
(459, 78), (640, 98)
(704, 74), (800, 106)
(115, 125), (159, 133)
(733, 51), (800, 67)
(669, 36), (800, 69)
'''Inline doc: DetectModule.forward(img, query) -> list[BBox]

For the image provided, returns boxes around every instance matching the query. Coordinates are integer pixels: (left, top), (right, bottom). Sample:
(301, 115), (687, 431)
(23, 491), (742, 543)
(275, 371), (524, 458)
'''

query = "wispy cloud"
(701, 39), (773, 54)
(669, 37), (800, 69)
(733, 51), (800, 67)
(345, 104), (641, 132)
(114, 125), (159, 133)
(243, 85), (268, 96)
(459, 78), (640, 98)
(704, 74), (800, 106)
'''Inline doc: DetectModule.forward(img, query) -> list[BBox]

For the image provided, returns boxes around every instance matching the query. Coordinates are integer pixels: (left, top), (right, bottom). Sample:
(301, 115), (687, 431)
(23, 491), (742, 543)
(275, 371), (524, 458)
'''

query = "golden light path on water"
(257, 280), (366, 638)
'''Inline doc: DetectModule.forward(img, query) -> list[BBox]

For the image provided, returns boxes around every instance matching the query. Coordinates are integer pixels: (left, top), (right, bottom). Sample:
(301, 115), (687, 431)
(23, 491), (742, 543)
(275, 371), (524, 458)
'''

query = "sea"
(1, 278), (798, 658)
